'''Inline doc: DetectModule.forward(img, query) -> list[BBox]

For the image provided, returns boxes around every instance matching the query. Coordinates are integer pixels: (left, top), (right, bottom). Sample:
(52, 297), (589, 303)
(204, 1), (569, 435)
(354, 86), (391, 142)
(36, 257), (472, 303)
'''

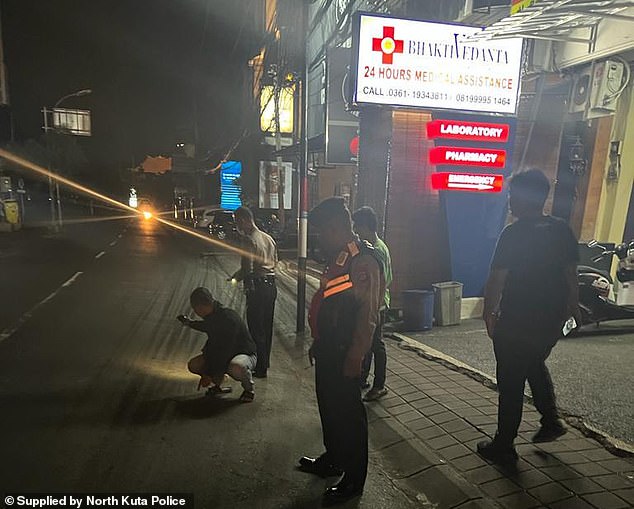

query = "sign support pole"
(296, 0), (309, 333)
(43, 107), (58, 233)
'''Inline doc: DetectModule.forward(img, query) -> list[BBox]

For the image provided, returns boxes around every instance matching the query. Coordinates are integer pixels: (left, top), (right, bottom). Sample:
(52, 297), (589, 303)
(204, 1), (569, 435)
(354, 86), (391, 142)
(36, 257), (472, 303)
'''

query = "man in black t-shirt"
(178, 287), (258, 403)
(479, 170), (580, 464)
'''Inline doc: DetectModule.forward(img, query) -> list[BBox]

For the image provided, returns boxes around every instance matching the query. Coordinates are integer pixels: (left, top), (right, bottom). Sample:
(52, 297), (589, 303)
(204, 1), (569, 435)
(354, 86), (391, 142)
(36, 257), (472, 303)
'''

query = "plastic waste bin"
(401, 290), (435, 331)
(432, 281), (463, 326)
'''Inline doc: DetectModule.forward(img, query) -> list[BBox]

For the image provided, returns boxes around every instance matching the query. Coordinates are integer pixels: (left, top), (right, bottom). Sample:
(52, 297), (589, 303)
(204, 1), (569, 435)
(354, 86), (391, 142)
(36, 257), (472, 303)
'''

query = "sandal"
(206, 385), (232, 396)
(239, 390), (255, 403)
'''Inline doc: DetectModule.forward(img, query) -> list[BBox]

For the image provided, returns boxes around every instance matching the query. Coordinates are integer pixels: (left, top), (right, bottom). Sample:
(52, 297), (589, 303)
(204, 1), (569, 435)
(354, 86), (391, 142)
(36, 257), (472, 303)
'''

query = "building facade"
(253, 0), (634, 306)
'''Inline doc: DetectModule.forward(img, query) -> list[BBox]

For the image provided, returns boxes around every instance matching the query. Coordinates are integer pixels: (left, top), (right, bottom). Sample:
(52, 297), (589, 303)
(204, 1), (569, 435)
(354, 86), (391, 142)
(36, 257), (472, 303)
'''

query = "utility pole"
(296, 0), (309, 333)
(273, 61), (286, 231)
(42, 107), (58, 232)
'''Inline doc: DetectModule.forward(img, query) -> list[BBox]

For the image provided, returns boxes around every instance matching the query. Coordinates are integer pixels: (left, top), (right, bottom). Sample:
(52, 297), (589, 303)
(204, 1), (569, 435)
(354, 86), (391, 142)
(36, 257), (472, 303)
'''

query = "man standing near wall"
(480, 169), (580, 464)
(352, 206), (392, 401)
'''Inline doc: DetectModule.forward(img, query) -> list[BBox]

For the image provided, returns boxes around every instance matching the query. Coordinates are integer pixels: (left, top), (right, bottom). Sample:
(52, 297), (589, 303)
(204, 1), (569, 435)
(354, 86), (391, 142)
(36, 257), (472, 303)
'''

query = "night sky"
(1, 0), (258, 170)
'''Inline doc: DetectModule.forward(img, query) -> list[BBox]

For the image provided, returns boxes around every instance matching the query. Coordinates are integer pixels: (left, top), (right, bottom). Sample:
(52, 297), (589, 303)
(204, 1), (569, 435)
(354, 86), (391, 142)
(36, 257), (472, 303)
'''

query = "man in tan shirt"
(231, 206), (278, 378)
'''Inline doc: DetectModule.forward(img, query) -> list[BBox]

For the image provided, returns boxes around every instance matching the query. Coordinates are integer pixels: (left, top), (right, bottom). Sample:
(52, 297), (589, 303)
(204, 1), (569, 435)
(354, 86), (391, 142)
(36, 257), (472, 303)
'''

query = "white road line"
(39, 289), (62, 305)
(62, 271), (83, 287)
(95, 251), (106, 259)
(109, 241), (117, 247)
(0, 272), (83, 344)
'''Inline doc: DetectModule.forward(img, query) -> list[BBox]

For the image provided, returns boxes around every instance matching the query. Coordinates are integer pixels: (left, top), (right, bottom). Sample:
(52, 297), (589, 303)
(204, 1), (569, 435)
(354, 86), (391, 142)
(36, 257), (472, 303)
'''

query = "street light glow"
(0, 148), (265, 263)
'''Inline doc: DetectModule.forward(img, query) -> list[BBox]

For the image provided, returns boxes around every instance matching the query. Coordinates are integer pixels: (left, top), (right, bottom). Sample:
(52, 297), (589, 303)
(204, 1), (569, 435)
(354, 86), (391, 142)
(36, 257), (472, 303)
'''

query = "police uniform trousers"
(246, 276), (277, 374)
(315, 346), (368, 487)
(493, 320), (560, 446)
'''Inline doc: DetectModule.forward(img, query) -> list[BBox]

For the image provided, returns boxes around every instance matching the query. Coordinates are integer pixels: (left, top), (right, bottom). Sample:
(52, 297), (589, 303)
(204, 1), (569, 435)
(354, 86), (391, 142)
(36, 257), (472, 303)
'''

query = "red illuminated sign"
(426, 120), (510, 143)
(431, 172), (504, 193)
(430, 147), (507, 168)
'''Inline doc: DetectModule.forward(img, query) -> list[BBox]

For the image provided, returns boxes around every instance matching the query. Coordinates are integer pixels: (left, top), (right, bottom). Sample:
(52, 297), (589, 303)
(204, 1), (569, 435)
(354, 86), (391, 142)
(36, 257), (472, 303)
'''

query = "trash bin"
(401, 290), (435, 331)
(432, 281), (463, 326)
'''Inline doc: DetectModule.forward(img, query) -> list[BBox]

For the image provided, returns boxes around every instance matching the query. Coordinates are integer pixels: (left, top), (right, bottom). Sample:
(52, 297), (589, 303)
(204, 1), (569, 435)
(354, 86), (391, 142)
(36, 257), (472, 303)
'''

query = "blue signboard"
(220, 161), (242, 211)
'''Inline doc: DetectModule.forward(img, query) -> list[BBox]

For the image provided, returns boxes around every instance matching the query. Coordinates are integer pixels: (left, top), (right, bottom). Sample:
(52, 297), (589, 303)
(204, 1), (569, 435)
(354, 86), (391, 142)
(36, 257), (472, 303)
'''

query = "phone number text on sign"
(360, 86), (512, 110)
(353, 14), (523, 114)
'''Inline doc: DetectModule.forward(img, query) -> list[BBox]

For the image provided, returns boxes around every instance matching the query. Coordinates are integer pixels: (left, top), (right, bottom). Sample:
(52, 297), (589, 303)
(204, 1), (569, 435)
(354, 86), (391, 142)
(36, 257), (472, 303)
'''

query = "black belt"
(252, 275), (275, 284)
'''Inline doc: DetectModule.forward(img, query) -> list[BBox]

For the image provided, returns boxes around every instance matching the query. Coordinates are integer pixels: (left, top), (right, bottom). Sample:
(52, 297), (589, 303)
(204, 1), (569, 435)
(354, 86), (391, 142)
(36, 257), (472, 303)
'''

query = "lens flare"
(143, 211), (153, 220)
(0, 148), (264, 263)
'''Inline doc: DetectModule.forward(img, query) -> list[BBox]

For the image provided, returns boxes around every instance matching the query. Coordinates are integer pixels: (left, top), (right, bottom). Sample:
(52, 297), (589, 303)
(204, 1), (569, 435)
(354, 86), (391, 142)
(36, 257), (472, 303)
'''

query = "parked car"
(208, 210), (238, 240)
(255, 213), (283, 242)
(194, 206), (222, 229)
(278, 221), (319, 257)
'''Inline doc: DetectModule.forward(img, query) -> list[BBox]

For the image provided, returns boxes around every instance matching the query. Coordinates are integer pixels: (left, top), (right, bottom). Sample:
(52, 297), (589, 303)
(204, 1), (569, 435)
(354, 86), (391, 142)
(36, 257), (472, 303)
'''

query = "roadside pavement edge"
(389, 331), (634, 458)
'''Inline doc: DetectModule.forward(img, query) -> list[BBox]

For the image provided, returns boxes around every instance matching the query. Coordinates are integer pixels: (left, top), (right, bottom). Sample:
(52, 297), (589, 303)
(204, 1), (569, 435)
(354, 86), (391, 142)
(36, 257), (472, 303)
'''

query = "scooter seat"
(578, 265), (613, 284)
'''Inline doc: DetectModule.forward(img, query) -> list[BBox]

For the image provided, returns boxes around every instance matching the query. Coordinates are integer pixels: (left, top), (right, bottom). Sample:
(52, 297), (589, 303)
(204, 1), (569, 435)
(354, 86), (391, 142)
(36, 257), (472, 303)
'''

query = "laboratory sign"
(352, 13), (523, 114)
(426, 119), (510, 142)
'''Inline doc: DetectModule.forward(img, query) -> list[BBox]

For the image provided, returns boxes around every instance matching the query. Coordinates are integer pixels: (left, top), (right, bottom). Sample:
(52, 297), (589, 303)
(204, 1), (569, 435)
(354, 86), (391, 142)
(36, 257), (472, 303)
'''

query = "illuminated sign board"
(260, 85), (295, 134)
(426, 119), (509, 142)
(430, 147), (507, 168)
(431, 172), (504, 193)
(220, 161), (242, 211)
(351, 13), (523, 114)
(52, 108), (92, 136)
(259, 161), (293, 210)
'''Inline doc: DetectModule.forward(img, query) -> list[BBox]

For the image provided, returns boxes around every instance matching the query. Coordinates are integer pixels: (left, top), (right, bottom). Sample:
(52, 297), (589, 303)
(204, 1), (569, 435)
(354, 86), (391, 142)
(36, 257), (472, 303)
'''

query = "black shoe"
(297, 456), (342, 478)
(532, 421), (567, 443)
(253, 370), (267, 379)
(477, 439), (518, 464)
(322, 478), (363, 507)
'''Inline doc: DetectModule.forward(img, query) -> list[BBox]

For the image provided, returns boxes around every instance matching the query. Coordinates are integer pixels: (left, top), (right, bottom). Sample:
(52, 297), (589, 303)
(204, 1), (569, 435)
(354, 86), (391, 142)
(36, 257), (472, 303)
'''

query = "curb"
(390, 332), (634, 458)
(367, 405), (501, 509)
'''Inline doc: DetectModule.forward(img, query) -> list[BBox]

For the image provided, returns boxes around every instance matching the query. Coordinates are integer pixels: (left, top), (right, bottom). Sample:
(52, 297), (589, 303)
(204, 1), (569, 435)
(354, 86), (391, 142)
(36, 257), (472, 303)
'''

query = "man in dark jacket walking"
(479, 170), (580, 463)
(178, 287), (258, 403)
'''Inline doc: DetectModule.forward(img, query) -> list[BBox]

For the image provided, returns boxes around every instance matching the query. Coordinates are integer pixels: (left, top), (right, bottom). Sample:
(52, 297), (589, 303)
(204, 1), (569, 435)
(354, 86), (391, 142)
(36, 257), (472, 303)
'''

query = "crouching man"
(178, 287), (258, 403)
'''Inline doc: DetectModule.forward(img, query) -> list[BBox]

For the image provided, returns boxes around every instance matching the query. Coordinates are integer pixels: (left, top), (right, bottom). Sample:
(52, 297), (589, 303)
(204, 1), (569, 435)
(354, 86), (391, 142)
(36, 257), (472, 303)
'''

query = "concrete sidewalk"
(365, 333), (634, 509)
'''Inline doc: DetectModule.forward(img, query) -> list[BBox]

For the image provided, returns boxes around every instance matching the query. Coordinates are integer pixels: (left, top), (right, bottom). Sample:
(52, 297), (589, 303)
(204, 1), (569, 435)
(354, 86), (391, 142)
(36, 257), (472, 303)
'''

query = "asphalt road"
(406, 317), (634, 445)
(0, 216), (418, 509)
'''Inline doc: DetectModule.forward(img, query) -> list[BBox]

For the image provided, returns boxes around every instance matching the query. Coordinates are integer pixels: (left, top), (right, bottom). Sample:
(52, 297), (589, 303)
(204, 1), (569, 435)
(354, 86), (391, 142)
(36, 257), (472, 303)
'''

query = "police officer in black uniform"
(298, 197), (383, 506)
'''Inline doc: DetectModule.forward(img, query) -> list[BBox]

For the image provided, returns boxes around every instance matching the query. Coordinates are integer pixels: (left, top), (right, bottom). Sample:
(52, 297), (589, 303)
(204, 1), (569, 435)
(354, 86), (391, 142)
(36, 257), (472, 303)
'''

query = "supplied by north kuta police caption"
(3, 495), (193, 509)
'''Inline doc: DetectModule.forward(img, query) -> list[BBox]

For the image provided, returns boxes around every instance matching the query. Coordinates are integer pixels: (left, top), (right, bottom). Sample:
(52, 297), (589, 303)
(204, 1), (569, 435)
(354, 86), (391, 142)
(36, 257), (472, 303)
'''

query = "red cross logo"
(372, 26), (404, 65)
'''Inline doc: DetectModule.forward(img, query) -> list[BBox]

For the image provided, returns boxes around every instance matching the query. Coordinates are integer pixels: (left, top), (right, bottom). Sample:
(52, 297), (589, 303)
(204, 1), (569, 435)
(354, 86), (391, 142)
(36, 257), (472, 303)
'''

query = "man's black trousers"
(493, 327), (559, 446)
(246, 279), (277, 374)
(361, 310), (387, 389)
(315, 349), (368, 487)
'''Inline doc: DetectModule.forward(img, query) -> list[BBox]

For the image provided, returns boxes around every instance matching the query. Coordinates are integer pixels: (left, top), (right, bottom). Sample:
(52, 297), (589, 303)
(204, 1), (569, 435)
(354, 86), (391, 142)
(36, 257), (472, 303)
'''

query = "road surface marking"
(109, 240), (117, 247)
(40, 289), (62, 305)
(62, 272), (83, 287)
(0, 272), (84, 344)
(95, 251), (106, 259)
(117, 234), (123, 238)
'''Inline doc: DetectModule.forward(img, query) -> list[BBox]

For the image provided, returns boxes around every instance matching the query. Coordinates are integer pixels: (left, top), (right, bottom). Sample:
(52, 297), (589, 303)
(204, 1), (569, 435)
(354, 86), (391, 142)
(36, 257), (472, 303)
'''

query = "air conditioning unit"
(569, 65), (592, 115)
(587, 60), (625, 119)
